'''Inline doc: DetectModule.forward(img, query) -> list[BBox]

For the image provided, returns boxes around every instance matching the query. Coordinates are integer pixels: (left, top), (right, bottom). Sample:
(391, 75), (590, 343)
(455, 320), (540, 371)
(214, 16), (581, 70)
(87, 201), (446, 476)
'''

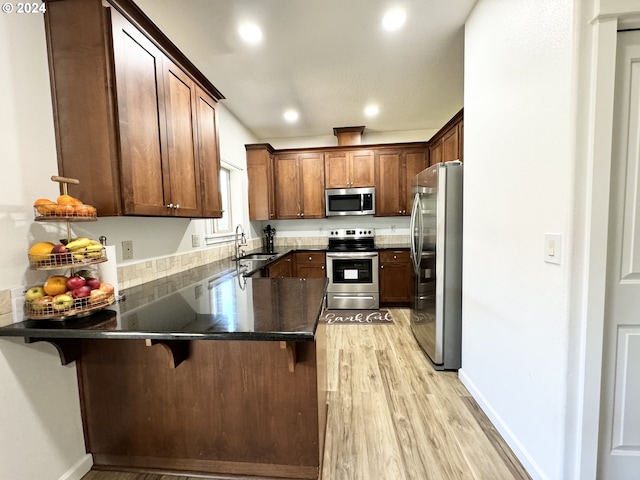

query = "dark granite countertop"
(0, 258), (328, 342)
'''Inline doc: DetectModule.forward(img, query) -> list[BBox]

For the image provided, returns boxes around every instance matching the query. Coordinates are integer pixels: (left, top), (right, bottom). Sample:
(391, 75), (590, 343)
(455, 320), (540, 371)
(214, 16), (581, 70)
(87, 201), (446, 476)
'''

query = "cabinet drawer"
(380, 249), (410, 263)
(295, 252), (325, 265)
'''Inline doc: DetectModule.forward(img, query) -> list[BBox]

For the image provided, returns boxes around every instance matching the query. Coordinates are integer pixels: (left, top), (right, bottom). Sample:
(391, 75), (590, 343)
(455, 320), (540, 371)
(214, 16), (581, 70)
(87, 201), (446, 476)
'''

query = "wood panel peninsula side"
(0, 263), (328, 480)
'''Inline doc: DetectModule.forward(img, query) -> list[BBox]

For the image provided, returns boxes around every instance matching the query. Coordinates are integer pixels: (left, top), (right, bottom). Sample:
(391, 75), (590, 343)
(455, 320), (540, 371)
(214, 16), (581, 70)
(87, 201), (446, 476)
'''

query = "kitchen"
(0, 1), (638, 479)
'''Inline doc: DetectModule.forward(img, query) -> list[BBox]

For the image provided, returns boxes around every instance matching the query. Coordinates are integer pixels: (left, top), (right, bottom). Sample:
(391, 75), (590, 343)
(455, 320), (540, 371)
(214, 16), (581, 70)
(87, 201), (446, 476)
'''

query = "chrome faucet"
(235, 224), (247, 259)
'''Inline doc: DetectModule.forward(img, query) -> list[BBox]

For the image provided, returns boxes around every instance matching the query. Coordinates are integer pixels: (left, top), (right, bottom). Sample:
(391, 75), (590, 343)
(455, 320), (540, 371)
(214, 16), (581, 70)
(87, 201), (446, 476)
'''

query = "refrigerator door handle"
(410, 192), (421, 274)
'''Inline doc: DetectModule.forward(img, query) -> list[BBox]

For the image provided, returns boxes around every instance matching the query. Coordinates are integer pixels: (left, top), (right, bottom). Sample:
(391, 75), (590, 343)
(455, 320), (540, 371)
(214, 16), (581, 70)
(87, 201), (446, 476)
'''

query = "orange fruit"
(43, 275), (69, 296)
(57, 194), (82, 205)
(28, 242), (55, 262)
(55, 204), (74, 216)
(74, 204), (90, 216)
(33, 198), (56, 215)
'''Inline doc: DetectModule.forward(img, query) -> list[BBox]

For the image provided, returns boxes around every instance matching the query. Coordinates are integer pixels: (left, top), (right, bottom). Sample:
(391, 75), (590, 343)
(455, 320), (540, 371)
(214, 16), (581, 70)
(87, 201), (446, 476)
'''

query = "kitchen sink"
(238, 253), (279, 261)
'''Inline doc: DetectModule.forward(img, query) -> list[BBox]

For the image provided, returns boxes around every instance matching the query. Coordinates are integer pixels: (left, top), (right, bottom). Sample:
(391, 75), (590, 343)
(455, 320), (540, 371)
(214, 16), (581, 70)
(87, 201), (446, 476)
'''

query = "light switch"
(544, 233), (562, 265)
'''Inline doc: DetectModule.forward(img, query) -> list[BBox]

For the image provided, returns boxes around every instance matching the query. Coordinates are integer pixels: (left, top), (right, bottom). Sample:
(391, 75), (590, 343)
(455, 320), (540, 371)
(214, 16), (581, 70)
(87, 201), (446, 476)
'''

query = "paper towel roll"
(98, 245), (120, 299)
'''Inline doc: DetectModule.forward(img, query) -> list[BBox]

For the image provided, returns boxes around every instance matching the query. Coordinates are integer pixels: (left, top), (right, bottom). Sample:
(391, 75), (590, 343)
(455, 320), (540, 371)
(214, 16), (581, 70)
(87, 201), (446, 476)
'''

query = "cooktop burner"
(327, 227), (376, 252)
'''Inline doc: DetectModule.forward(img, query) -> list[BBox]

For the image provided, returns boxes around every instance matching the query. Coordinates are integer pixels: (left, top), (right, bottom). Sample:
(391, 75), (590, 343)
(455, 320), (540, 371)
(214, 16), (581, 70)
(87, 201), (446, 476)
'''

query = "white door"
(598, 30), (640, 479)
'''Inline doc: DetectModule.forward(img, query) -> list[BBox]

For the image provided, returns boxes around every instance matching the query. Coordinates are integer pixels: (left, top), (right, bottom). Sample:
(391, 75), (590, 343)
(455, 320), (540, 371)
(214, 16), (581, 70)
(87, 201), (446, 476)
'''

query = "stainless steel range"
(326, 228), (379, 310)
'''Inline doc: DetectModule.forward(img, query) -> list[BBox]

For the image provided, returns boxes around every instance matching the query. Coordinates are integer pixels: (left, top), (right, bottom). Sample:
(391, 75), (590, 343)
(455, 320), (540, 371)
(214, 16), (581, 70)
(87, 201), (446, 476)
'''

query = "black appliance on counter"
(325, 227), (379, 309)
(263, 224), (276, 253)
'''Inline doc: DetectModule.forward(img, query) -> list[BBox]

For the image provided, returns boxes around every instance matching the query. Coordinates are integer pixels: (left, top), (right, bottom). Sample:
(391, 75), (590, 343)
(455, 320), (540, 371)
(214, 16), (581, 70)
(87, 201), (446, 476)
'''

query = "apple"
(25, 286), (45, 302)
(86, 277), (101, 290)
(51, 243), (69, 264)
(52, 293), (73, 312)
(88, 289), (107, 305)
(30, 295), (53, 312)
(72, 285), (91, 299)
(66, 275), (86, 290)
(98, 282), (114, 295)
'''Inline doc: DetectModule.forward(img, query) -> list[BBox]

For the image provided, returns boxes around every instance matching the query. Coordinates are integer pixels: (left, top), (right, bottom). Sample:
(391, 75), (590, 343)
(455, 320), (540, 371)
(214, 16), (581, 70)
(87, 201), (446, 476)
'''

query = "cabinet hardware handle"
(166, 203), (174, 208)
(309, 256), (312, 261)
(321, 266), (324, 269)
(393, 255), (397, 259)
(301, 213), (304, 217)
(381, 265), (384, 269)
(175, 204), (180, 209)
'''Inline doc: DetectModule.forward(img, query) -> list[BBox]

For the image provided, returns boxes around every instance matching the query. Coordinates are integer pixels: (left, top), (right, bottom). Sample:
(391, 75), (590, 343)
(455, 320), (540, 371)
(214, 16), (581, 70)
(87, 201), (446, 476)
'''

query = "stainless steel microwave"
(325, 187), (375, 216)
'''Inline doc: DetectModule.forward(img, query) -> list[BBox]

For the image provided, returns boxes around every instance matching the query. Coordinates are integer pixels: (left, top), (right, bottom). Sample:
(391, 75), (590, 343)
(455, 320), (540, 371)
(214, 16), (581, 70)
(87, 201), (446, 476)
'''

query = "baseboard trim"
(458, 368), (548, 480)
(58, 454), (93, 480)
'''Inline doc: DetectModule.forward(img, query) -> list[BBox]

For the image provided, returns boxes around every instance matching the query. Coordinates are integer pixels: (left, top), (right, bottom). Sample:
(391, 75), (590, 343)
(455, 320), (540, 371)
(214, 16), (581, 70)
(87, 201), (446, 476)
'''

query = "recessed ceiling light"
(284, 110), (299, 123)
(239, 23), (263, 44)
(365, 105), (380, 117)
(382, 9), (406, 31)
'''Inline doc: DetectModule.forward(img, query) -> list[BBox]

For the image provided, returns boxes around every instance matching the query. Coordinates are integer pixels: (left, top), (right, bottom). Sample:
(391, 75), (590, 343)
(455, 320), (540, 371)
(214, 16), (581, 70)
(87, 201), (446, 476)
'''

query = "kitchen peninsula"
(0, 261), (328, 479)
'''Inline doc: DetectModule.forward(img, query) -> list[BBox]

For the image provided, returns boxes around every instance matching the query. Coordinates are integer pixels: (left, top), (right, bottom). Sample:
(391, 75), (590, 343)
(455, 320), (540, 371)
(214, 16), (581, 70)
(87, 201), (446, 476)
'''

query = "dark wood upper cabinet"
(325, 150), (374, 188)
(375, 147), (428, 217)
(274, 152), (325, 220)
(245, 111), (462, 220)
(246, 144), (276, 221)
(428, 109), (463, 166)
(45, 0), (223, 218)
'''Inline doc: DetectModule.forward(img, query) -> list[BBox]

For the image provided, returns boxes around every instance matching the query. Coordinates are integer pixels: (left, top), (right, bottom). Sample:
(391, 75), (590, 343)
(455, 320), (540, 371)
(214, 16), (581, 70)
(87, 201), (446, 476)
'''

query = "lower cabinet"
(266, 254), (294, 278)
(295, 252), (326, 278)
(379, 249), (411, 306)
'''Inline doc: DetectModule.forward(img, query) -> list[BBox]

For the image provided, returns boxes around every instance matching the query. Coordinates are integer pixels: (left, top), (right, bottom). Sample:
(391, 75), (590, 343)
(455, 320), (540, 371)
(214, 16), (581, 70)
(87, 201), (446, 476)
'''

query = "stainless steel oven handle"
(326, 252), (379, 259)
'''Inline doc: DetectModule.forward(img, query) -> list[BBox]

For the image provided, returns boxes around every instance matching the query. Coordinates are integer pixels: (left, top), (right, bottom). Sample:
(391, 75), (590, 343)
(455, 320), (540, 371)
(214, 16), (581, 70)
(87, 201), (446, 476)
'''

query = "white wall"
(461, 1), (575, 479)
(0, 13), (90, 480)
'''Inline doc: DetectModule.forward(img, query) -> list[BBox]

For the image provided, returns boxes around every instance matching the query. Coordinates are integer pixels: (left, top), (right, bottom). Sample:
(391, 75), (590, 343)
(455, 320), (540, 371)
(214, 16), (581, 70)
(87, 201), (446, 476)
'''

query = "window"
(205, 163), (241, 245)
(212, 167), (231, 234)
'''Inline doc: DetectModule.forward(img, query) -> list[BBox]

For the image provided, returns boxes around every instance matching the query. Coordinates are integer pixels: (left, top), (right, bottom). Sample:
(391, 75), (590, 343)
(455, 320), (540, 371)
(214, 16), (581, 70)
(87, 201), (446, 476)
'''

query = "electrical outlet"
(192, 234), (201, 248)
(10, 286), (25, 324)
(122, 240), (133, 260)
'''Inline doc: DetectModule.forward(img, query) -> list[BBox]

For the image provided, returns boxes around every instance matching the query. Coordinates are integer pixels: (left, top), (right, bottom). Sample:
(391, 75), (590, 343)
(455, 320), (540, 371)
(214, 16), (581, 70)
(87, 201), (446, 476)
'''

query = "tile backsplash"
(3, 233), (409, 325)
(117, 237), (262, 291)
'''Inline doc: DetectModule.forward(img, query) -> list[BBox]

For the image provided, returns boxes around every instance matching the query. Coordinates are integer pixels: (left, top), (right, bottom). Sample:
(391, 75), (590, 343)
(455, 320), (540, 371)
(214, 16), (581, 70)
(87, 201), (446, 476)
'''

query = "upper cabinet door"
(163, 60), (201, 217)
(429, 140), (443, 166)
(325, 151), (349, 188)
(376, 150), (403, 216)
(442, 125), (460, 163)
(300, 152), (325, 219)
(246, 145), (275, 221)
(274, 154), (302, 219)
(349, 150), (375, 187)
(196, 87), (222, 218)
(111, 9), (169, 216)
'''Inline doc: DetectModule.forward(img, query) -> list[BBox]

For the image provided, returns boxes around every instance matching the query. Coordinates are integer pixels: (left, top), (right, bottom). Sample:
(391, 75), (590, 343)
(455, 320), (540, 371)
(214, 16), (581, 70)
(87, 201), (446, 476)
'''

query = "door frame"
(572, 3), (640, 479)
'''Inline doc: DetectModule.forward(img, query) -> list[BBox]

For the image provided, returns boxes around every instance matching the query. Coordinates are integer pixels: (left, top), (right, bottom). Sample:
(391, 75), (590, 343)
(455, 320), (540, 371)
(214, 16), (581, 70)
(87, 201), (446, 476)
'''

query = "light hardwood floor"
(82, 308), (530, 480)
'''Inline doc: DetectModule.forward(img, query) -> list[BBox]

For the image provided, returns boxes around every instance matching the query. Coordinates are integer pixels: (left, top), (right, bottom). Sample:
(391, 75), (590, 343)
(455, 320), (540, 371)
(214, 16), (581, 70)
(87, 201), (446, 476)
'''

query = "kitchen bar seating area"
(80, 308), (530, 480)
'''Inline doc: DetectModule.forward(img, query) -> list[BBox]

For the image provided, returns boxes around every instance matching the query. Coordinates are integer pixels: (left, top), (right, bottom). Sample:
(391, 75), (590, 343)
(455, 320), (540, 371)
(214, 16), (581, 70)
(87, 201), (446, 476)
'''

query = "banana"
(66, 237), (91, 251)
(84, 244), (103, 258)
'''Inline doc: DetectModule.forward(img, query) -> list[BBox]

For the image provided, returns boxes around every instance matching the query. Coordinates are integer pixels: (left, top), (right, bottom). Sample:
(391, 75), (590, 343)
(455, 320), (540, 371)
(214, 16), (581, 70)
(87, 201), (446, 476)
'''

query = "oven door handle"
(326, 252), (378, 259)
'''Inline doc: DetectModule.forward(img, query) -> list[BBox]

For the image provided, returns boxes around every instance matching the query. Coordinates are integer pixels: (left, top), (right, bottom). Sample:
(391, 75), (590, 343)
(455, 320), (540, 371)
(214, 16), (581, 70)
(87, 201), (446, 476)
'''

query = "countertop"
(0, 254), (327, 342)
(0, 242), (408, 343)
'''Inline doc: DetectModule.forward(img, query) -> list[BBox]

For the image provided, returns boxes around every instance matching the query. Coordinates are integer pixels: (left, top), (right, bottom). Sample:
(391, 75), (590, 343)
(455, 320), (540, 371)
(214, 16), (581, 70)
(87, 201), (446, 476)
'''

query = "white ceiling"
(134, 0), (476, 141)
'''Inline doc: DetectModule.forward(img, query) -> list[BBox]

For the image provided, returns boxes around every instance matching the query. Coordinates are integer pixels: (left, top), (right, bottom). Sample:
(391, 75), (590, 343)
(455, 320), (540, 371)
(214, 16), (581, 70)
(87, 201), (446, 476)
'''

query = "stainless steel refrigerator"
(409, 161), (463, 370)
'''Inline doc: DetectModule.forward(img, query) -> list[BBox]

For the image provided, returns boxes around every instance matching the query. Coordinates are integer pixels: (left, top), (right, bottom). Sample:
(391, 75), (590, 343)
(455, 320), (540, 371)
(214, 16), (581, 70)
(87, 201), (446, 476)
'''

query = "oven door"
(326, 252), (379, 293)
